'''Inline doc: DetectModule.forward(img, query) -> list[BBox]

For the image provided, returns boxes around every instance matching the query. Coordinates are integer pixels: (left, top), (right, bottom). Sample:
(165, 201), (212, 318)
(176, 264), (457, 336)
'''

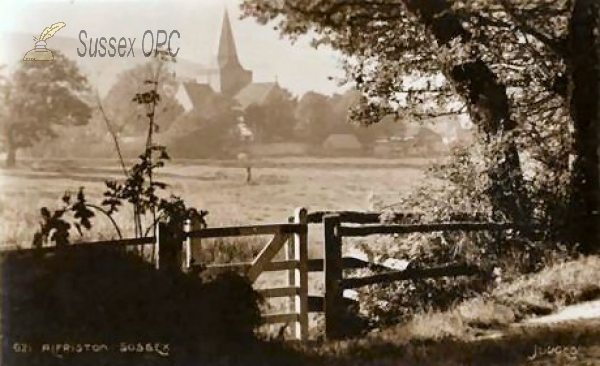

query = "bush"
(1, 247), (263, 366)
(354, 138), (574, 328)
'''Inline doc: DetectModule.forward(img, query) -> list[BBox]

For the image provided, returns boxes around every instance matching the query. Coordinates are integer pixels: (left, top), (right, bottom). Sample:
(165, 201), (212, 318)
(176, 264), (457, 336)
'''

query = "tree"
(103, 61), (184, 137)
(443, 0), (600, 251)
(0, 65), (10, 154)
(243, 88), (298, 143)
(295, 89), (381, 149)
(295, 91), (333, 144)
(243, 0), (600, 251)
(4, 51), (92, 167)
(166, 103), (242, 158)
(243, 0), (534, 223)
(566, 0), (600, 252)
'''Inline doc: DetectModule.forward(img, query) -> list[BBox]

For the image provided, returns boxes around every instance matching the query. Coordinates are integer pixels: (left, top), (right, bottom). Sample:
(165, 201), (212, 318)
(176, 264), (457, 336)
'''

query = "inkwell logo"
(23, 22), (66, 61)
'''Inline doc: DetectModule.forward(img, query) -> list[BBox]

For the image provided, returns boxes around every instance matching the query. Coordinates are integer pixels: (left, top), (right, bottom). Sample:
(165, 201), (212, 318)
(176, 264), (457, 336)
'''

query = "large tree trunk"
(403, 0), (531, 223)
(568, 0), (600, 253)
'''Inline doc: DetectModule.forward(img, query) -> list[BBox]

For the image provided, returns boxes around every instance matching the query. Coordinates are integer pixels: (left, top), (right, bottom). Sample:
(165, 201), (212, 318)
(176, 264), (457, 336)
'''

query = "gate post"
(183, 219), (192, 270)
(323, 214), (343, 339)
(156, 222), (183, 272)
(293, 207), (309, 341)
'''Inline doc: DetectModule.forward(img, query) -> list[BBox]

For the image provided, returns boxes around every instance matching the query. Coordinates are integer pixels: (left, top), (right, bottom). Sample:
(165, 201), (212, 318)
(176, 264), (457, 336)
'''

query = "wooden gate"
(168, 207), (310, 341)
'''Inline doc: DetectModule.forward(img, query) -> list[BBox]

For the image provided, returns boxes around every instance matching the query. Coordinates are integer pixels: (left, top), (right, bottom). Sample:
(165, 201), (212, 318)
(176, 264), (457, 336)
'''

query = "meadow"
(0, 156), (432, 248)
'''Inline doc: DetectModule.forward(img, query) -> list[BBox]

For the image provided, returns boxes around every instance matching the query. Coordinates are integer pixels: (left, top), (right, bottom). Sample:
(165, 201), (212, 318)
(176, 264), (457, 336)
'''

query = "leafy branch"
(33, 187), (122, 247)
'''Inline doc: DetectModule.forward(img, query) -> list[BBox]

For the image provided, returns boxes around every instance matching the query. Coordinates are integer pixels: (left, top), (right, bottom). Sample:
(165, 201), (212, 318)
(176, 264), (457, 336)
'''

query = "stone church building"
(172, 10), (287, 116)
(164, 10), (291, 157)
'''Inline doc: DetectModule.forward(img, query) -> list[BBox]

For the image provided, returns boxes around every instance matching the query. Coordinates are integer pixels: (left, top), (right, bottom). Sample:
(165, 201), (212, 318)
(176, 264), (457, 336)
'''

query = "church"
(163, 9), (292, 157)
(172, 10), (288, 117)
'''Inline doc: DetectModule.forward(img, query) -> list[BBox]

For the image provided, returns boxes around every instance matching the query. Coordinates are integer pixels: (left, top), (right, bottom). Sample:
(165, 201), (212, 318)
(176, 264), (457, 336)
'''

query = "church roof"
(182, 82), (217, 109)
(234, 82), (279, 110)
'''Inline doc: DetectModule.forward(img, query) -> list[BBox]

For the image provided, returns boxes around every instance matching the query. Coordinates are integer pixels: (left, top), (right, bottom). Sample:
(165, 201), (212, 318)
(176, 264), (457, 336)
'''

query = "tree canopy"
(242, 0), (600, 251)
(4, 51), (92, 167)
(102, 60), (184, 137)
(243, 88), (298, 143)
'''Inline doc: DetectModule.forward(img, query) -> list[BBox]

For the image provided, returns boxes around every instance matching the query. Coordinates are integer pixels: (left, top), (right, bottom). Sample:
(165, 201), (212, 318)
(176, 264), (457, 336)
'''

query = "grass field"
(0, 156), (432, 248)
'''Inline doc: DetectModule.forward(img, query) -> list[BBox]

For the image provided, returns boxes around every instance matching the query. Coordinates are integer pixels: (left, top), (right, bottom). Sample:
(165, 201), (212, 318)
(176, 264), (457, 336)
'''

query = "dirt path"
(524, 299), (600, 325)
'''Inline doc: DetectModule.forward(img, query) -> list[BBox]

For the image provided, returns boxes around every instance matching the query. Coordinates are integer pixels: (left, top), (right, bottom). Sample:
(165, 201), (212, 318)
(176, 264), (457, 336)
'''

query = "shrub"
(354, 138), (574, 328)
(1, 247), (263, 366)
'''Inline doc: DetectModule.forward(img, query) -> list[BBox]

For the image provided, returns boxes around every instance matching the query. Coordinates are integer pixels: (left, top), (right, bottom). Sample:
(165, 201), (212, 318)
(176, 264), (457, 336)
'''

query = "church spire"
(217, 7), (253, 97)
(218, 9), (240, 68)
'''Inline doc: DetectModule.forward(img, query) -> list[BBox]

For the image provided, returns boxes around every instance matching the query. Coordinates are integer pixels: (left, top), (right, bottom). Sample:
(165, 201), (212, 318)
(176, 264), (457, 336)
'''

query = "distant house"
(372, 112), (477, 157)
(373, 126), (446, 157)
(322, 134), (363, 154)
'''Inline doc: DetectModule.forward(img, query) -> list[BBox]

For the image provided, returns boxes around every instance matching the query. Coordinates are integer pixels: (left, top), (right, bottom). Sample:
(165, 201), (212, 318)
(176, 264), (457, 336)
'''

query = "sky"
(0, 0), (348, 97)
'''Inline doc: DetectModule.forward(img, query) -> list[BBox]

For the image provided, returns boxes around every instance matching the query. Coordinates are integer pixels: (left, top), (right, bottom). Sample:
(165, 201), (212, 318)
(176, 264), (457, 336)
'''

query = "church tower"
(218, 9), (252, 97)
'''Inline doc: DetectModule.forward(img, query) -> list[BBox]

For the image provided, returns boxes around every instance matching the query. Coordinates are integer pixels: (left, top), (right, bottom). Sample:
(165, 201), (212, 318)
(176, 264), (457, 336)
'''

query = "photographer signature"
(527, 344), (579, 360)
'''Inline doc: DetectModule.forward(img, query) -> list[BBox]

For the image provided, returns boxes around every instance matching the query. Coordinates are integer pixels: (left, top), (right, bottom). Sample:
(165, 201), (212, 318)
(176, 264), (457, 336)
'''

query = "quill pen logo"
(23, 22), (66, 61)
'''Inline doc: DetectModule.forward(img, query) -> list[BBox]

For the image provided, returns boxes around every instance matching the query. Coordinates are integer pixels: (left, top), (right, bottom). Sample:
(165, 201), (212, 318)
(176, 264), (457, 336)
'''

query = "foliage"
(32, 188), (96, 248)
(102, 60), (184, 137)
(103, 145), (171, 234)
(353, 138), (574, 326)
(4, 50), (92, 166)
(242, 0), (600, 250)
(162, 88), (244, 158)
(243, 88), (298, 142)
(1, 248), (263, 366)
(294, 91), (333, 144)
(294, 89), (379, 148)
(168, 108), (242, 159)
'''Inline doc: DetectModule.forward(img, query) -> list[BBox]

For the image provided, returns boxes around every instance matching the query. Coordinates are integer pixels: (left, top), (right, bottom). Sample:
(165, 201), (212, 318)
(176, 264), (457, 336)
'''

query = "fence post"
(154, 222), (160, 269)
(323, 214), (343, 340)
(293, 207), (309, 341)
(184, 219), (192, 270)
(156, 222), (183, 272)
(286, 215), (297, 338)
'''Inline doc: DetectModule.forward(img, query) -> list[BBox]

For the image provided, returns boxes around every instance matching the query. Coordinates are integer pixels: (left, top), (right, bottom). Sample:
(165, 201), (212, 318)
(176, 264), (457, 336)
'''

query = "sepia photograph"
(1, 0), (599, 365)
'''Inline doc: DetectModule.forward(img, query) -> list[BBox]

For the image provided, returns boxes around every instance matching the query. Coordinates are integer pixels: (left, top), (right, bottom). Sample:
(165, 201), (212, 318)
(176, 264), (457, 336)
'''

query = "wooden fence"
(314, 211), (533, 340)
(4, 208), (534, 342)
